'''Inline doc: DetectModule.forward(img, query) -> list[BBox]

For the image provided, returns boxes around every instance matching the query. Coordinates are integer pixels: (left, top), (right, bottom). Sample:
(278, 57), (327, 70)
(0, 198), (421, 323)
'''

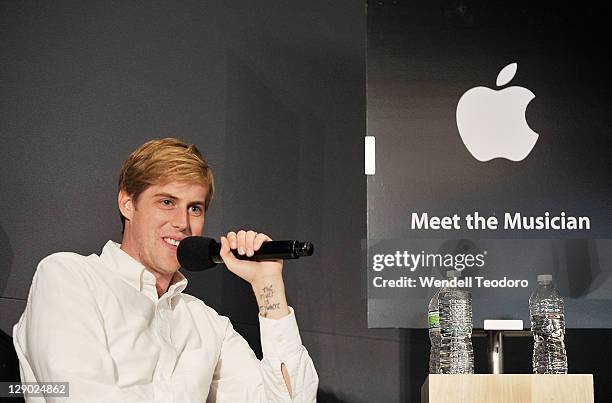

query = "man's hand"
(219, 230), (282, 284)
(219, 230), (290, 319)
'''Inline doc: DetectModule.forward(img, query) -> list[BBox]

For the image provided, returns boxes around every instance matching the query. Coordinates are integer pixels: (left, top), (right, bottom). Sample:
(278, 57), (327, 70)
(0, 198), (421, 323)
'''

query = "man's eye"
(161, 199), (174, 206)
(189, 206), (203, 216)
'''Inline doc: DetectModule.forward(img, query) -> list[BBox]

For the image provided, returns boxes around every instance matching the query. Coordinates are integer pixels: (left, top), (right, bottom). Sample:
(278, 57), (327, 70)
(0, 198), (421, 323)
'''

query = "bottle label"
(428, 310), (439, 329)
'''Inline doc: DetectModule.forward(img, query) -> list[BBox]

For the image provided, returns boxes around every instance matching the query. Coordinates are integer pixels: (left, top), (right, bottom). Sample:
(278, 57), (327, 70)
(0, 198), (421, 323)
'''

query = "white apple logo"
(456, 62), (538, 162)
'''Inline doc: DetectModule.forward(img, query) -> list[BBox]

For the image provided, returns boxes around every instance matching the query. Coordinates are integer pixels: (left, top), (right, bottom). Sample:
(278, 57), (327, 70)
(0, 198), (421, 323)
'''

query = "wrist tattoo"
(258, 285), (280, 317)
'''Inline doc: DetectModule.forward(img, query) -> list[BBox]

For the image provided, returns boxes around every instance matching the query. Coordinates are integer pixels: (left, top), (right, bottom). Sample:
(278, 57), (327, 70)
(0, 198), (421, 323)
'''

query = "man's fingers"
(245, 231), (257, 256)
(227, 231), (237, 249)
(225, 229), (272, 255)
(254, 232), (272, 251)
(220, 236), (242, 266)
(219, 236), (231, 258)
(237, 230), (246, 254)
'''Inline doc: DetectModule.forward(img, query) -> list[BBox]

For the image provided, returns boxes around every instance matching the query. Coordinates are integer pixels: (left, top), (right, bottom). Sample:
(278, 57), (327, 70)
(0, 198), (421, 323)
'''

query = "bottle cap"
(537, 274), (552, 282)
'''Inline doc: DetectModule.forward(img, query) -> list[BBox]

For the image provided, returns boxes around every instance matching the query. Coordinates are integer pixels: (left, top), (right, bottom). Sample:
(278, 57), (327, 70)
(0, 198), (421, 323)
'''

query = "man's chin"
(164, 264), (181, 275)
(155, 260), (181, 277)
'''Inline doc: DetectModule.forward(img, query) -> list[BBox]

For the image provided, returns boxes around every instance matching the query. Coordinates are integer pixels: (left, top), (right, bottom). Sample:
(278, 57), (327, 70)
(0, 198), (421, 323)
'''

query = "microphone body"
(177, 236), (314, 272)
(209, 240), (311, 263)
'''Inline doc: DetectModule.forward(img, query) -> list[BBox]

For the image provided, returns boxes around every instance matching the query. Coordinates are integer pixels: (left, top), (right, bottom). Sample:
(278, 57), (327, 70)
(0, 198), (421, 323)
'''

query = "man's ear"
(118, 190), (135, 221)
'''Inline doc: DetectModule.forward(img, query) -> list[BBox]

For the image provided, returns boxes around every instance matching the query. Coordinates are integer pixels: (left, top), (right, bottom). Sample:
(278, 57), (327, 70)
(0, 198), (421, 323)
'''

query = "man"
(13, 138), (318, 402)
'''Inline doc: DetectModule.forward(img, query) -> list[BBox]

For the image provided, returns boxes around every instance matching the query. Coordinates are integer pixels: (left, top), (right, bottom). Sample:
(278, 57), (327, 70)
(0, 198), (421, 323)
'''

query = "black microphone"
(177, 236), (314, 272)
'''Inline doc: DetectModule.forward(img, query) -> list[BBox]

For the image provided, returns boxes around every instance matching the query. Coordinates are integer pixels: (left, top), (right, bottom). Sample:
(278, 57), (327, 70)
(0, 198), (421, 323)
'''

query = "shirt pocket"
(172, 345), (216, 390)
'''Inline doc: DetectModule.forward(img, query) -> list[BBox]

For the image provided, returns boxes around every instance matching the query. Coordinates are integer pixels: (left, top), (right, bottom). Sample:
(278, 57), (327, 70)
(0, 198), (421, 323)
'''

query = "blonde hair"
(118, 137), (214, 230)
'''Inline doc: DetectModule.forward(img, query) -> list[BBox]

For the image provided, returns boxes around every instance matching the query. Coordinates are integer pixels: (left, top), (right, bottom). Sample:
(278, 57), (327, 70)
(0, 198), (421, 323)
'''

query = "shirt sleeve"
(13, 254), (156, 403)
(206, 308), (318, 403)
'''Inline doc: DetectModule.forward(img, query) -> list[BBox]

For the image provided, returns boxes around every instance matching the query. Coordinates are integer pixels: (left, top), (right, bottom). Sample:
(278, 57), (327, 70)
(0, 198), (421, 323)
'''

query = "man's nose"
(171, 209), (189, 231)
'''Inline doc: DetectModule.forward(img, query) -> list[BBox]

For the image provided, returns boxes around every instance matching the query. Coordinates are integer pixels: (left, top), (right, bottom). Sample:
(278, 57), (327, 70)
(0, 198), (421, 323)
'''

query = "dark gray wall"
(1, 1), (611, 402)
(1, 1), (402, 402)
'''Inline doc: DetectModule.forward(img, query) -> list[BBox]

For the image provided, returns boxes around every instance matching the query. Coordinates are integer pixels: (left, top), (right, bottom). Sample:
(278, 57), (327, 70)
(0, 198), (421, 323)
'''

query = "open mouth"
(162, 237), (181, 248)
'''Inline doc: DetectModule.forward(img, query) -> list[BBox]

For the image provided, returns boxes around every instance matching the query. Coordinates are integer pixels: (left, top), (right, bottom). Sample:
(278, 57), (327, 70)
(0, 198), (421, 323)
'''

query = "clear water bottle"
(439, 272), (474, 374)
(529, 274), (568, 374)
(428, 270), (457, 374)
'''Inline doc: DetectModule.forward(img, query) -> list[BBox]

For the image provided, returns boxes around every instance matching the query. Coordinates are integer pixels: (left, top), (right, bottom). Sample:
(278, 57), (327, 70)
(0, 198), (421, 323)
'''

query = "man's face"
(120, 180), (207, 278)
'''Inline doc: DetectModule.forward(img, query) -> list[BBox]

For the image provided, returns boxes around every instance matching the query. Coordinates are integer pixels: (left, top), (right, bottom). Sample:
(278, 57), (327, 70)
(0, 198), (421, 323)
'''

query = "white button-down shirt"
(13, 241), (318, 402)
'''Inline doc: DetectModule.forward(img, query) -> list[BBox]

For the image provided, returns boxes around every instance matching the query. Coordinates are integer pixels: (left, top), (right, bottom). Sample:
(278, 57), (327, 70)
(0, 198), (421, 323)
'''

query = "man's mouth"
(162, 237), (182, 247)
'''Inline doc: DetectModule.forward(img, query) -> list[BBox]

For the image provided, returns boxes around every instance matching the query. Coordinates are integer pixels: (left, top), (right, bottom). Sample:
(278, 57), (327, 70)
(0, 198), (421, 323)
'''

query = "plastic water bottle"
(439, 272), (474, 374)
(428, 270), (457, 374)
(529, 274), (568, 374)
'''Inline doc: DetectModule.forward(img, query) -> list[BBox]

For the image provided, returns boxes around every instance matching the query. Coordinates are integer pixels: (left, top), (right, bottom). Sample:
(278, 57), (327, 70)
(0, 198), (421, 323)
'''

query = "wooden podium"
(421, 374), (594, 403)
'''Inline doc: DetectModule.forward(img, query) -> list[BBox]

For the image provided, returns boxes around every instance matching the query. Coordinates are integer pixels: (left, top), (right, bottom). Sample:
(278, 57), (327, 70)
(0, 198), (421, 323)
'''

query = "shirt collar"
(100, 240), (188, 302)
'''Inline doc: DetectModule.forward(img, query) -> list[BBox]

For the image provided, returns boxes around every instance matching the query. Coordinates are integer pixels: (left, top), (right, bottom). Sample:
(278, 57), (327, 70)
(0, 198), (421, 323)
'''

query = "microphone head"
(177, 236), (218, 272)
